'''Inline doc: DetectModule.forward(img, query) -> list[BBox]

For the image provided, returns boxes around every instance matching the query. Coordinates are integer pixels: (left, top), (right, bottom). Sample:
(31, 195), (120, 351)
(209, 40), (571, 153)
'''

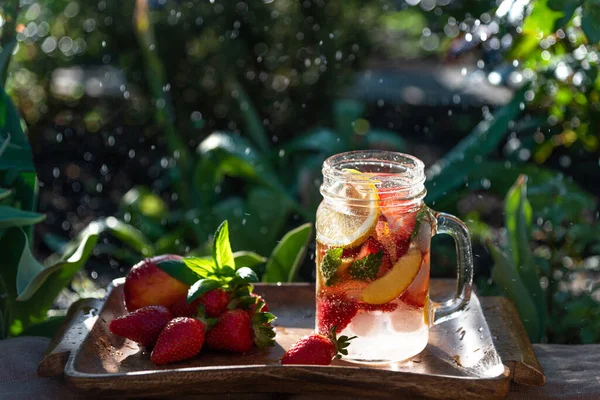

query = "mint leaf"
(410, 206), (430, 240)
(235, 267), (259, 283)
(213, 220), (235, 272)
(321, 247), (343, 286)
(349, 250), (384, 281)
(187, 278), (221, 302)
(183, 257), (216, 278)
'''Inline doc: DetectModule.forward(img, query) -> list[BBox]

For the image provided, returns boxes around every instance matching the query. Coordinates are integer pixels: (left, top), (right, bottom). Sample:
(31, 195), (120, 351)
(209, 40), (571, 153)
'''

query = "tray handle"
(480, 297), (546, 386)
(37, 297), (104, 377)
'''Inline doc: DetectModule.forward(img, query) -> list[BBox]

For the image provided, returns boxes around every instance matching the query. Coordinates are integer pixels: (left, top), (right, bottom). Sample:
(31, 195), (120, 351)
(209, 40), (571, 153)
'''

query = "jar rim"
(321, 150), (427, 204)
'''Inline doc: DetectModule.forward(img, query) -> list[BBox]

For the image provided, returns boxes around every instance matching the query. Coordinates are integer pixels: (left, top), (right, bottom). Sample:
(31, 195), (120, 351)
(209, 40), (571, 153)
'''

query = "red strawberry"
(199, 288), (231, 317)
(341, 246), (361, 259)
(358, 302), (398, 312)
(150, 317), (206, 365)
(205, 309), (254, 353)
(356, 236), (384, 259)
(281, 326), (355, 365)
(170, 297), (201, 317)
(378, 187), (419, 246)
(109, 305), (172, 347)
(317, 293), (358, 335)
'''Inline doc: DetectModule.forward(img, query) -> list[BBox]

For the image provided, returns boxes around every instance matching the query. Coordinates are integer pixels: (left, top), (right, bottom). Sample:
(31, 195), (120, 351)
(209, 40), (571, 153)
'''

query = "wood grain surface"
(37, 280), (545, 399)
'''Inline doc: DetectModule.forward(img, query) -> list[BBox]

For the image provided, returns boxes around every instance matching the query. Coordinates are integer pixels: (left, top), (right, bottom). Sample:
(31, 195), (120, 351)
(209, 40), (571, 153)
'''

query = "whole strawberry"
(199, 288), (231, 317)
(151, 317), (206, 365)
(170, 297), (201, 318)
(281, 326), (355, 365)
(204, 309), (254, 353)
(109, 305), (172, 347)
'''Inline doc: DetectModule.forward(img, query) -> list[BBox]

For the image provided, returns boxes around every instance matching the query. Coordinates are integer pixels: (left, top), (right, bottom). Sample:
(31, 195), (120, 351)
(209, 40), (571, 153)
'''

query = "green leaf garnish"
(213, 220), (235, 273)
(410, 206), (430, 240)
(187, 278), (221, 303)
(235, 267), (259, 283)
(321, 247), (343, 286)
(183, 257), (216, 278)
(348, 250), (384, 281)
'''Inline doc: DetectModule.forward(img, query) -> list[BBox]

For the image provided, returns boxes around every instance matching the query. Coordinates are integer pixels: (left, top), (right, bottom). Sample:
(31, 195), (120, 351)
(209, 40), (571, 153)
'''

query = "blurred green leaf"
(231, 80), (270, 154)
(333, 99), (364, 140)
(0, 87), (30, 150)
(504, 175), (546, 339)
(283, 128), (342, 154)
(0, 133), (10, 157)
(426, 85), (528, 203)
(16, 227), (99, 301)
(363, 129), (406, 151)
(263, 223), (313, 283)
(120, 186), (168, 221)
(17, 315), (66, 338)
(488, 241), (542, 341)
(233, 251), (267, 269)
(195, 131), (282, 205)
(0, 39), (17, 86)
(213, 220), (235, 271)
(548, 0), (582, 29)
(523, 0), (565, 37)
(0, 205), (45, 229)
(0, 188), (11, 200)
(582, 0), (600, 43)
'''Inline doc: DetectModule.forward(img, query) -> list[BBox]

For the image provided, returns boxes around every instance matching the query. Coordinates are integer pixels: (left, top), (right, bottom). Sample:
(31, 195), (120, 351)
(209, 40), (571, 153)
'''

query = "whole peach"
(124, 254), (189, 311)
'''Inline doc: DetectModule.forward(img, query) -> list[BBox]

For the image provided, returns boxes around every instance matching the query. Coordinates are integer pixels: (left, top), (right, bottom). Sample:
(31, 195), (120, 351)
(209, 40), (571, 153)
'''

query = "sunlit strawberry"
(281, 327), (355, 366)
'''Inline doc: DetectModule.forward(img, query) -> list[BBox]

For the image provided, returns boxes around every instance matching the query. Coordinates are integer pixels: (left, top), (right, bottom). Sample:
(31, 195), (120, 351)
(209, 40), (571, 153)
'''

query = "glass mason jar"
(315, 150), (473, 363)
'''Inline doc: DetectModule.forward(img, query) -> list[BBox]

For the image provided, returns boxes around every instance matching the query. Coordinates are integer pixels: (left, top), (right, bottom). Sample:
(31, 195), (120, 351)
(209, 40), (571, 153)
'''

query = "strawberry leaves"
(327, 325), (356, 359)
(348, 250), (383, 281)
(321, 247), (343, 286)
(252, 299), (277, 348)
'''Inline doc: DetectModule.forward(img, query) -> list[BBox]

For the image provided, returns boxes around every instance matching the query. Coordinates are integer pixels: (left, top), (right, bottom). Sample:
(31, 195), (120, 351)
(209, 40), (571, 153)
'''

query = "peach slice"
(361, 248), (423, 305)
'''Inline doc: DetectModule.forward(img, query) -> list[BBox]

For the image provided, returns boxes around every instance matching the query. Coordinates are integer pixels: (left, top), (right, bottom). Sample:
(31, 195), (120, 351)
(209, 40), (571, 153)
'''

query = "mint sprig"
(348, 250), (383, 281)
(320, 248), (343, 286)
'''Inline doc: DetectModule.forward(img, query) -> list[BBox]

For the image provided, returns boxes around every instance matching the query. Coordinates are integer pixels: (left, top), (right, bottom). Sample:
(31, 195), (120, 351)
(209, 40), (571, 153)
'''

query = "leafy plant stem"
(0, 2), (19, 86)
(133, 0), (192, 212)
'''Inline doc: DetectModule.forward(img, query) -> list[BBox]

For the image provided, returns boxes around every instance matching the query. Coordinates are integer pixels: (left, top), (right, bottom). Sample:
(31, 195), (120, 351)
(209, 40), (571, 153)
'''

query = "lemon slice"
(361, 248), (423, 305)
(316, 169), (379, 248)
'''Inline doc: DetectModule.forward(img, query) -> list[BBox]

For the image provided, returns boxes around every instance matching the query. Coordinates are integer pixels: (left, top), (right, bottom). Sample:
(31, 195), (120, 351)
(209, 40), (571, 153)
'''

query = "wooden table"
(1, 292), (598, 400)
(1, 339), (599, 399)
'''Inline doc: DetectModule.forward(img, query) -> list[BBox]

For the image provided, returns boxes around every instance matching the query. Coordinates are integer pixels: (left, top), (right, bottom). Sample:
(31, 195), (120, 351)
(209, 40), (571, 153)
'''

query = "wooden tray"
(38, 279), (545, 399)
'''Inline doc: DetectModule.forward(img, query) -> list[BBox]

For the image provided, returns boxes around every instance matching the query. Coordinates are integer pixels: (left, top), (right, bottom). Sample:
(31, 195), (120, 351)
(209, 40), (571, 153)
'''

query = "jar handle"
(430, 211), (474, 325)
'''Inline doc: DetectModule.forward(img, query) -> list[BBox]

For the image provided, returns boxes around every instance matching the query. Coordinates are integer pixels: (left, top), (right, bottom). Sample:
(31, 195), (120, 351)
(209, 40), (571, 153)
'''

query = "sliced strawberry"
(374, 219), (397, 263)
(357, 302), (398, 312)
(341, 246), (362, 259)
(378, 187), (419, 245)
(357, 237), (384, 259)
(317, 293), (358, 335)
